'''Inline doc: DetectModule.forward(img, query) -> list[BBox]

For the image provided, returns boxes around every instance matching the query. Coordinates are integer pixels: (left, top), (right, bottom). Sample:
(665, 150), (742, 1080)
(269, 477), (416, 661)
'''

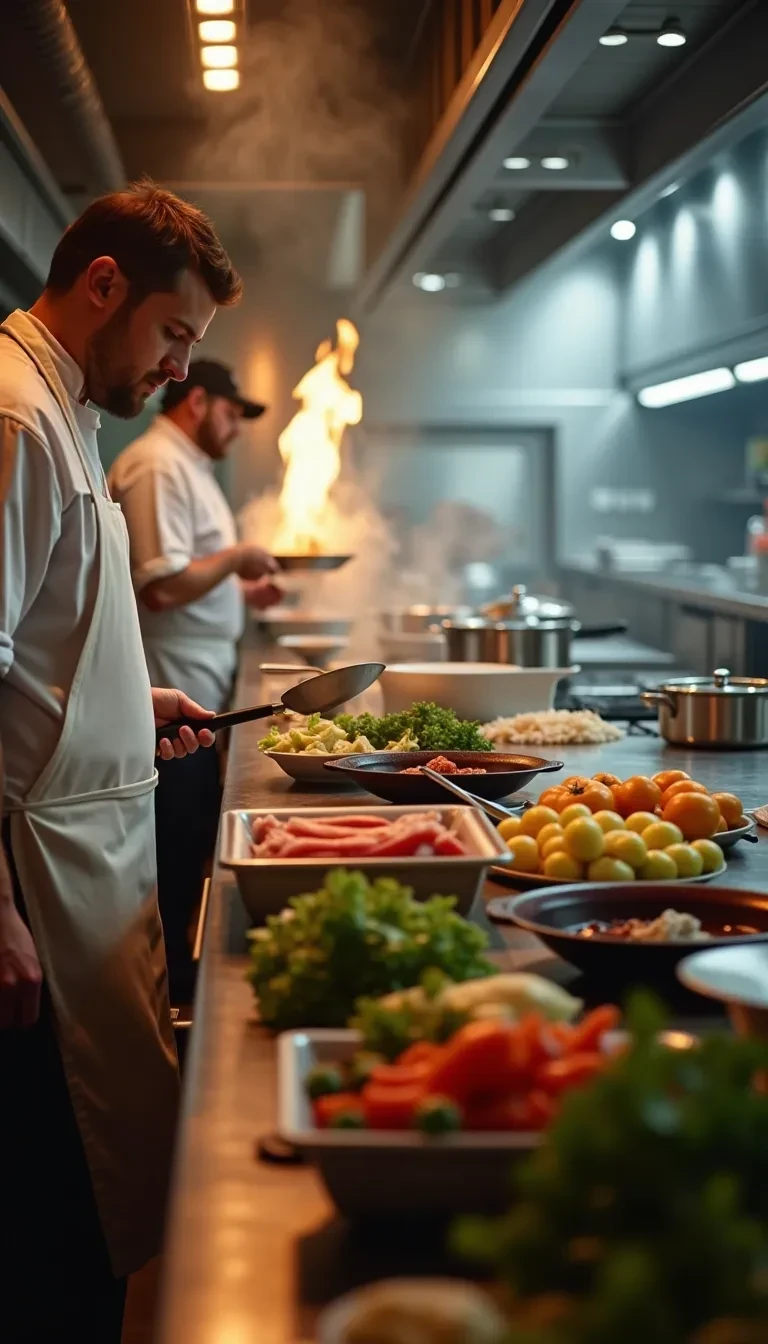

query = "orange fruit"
(652, 769), (690, 792)
(593, 772), (621, 788)
(716, 816), (728, 834)
(661, 779), (710, 806)
(541, 780), (615, 815)
(612, 776), (663, 819)
(662, 791), (721, 841)
(711, 793), (743, 828)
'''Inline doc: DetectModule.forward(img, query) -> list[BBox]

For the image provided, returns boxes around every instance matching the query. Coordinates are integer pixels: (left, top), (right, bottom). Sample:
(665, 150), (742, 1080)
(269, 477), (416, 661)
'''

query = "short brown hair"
(46, 180), (242, 306)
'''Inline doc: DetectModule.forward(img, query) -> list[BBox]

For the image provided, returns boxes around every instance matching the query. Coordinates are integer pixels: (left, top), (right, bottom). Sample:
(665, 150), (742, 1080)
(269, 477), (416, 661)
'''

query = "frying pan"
(274, 554), (352, 572)
(155, 662), (384, 745)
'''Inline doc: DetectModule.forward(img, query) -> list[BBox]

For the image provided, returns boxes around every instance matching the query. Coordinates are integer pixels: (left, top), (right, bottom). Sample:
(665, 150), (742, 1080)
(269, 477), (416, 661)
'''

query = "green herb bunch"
(335, 701), (493, 752)
(247, 868), (492, 1030)
(454, 993), (768, 1344)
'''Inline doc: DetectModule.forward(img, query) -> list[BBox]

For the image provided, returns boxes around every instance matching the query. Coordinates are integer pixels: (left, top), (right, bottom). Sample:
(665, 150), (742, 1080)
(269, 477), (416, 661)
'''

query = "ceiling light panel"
(638, 368), (734, 408)
(198, 19), (236, 41)
(201, 44), (238, 68)
(203, 68), (240, 90)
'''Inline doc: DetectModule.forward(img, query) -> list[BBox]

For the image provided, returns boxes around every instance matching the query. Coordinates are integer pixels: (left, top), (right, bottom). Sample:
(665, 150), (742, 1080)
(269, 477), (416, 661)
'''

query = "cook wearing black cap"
(109, 360), (280, 1003)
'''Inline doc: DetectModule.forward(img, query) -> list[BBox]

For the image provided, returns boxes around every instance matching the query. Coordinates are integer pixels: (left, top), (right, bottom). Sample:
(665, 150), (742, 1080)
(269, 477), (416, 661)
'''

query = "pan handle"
(572, 622), (628, 639)
(640, 690), (678, 717)
(156, 700), (281, 745)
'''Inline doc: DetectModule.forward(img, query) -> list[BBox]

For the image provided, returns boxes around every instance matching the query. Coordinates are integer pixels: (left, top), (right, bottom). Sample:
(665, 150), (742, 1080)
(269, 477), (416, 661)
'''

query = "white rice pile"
(483, 709), (625, 747)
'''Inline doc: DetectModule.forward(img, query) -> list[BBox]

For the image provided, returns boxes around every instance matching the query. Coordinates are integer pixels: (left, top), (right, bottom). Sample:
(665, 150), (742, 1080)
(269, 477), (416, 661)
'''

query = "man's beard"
(198, 412), (233, 460)
(85, 305), (162, 419)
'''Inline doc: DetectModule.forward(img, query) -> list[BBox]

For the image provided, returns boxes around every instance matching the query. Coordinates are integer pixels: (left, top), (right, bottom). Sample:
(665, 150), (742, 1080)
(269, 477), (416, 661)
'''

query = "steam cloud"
(187, 0), (410, 257)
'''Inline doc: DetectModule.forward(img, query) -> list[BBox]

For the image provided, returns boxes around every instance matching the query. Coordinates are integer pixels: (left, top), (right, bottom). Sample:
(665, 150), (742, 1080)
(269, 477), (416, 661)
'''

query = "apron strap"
(6, 771), (159, 814)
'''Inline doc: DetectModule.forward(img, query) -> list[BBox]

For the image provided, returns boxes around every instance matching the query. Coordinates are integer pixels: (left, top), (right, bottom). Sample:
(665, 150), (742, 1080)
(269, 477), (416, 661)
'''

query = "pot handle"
(640, 690), (678, 718)
(572, 622), (629, 638)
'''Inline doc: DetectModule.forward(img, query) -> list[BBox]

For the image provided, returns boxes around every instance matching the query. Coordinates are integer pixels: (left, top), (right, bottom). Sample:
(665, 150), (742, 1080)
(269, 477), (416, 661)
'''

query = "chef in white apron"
(0, 182), (242, 1340)
(109, 360), (280, 1001)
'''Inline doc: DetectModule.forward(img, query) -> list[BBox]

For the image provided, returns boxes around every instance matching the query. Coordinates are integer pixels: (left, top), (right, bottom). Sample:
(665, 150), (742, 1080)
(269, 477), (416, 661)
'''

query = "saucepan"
(442, 616), (627, 670)
(155, 662), (384, 745)
(641, 668), (768, 748)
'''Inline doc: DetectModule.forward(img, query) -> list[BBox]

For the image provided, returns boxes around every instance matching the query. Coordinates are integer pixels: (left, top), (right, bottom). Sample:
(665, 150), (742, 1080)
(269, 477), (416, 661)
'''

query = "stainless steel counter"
(562, 559), (768, 623)
(156, 648), (768, 1344)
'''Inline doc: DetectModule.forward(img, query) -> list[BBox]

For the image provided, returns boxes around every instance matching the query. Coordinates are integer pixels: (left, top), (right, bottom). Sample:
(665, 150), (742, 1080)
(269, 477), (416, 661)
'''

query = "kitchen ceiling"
(0, 0), (426, 282)
(395, 0), (746, 294)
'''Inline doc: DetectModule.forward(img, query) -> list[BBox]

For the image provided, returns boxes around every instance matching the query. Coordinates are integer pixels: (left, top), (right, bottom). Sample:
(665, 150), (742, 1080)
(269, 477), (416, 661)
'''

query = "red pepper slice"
(569, 1004), (621, 1053)
(535, 1051), (605, 1095)
(362, 1083), (425, 1129)
(312, 1092), (365, 1128)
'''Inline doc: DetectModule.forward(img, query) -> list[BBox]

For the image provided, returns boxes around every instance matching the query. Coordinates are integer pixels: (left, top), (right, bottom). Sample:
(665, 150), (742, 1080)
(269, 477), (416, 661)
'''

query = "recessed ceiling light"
(657, 16), (686, 47)
(203, 68), (240, 91)
(610, 219), (636, 241)
(195, 0), (234, 12)
(489, 206), (515, 222)
(599, 27), (628, 46)
(198, 19), (236, 41)
(659, 182), (680, 199)
(201, 44), (238, 68)
(503, 156), (531, 170)
(541, 156), (570, 171)
(413, 272), (447, 292)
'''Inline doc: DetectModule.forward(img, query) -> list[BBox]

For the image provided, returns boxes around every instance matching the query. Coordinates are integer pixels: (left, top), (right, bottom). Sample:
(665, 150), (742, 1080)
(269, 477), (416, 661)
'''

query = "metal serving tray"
(278, 1029), (538, 1219)
(219, 803), (511, 922)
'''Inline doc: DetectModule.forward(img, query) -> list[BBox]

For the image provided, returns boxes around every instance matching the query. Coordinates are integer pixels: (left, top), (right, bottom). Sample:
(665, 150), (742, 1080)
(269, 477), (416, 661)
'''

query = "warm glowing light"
(201, 44), (238, 67)
(203, 68), (240, 90)
(503, 156), (530, 170)
(274, 320), (362, 553)
(657, 17), (686, 47)
(195, 0), (234, 12)
(610, 219), (636, 241)
(638, 368), (734, 408)
(198, 19), (236, 41)
(541, 156), (570, 170)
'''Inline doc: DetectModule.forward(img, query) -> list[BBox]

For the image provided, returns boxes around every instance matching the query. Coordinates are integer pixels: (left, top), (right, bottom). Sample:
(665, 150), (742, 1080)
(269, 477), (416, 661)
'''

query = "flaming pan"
(275, 555), (353, 573)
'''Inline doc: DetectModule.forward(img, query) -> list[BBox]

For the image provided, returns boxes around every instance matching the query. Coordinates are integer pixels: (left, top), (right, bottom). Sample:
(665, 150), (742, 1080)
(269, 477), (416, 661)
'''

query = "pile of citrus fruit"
(498, 769), (743, 882)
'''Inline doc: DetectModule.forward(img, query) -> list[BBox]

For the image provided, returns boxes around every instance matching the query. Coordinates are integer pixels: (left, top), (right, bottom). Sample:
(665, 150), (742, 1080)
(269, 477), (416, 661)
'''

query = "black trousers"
(154, 745), (221, 1005)
(0, 824), (127, 1343)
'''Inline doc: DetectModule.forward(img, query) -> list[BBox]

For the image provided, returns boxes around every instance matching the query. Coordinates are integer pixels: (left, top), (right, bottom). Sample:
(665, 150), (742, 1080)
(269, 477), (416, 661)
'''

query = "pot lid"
(442, 615), (573, 632)
(480, 585), (573, 621)
(661, 667), (768, 696)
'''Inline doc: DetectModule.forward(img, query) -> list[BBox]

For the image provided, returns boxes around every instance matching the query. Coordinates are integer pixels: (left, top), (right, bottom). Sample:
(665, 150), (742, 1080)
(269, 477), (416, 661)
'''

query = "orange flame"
(274, 318), (362, 553)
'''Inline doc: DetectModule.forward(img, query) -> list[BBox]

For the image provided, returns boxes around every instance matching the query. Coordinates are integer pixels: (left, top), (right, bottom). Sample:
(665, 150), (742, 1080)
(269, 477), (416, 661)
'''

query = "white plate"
(379, 663), (575, 722)
(264, 750), (357, 785)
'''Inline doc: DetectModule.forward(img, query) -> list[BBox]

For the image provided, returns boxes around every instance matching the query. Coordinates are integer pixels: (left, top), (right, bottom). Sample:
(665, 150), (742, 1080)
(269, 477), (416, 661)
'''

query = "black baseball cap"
(161, 359), (266, 419)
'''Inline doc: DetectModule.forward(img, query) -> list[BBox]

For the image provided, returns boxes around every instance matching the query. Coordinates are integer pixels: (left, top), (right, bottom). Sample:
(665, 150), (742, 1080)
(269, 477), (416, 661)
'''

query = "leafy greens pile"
(247, 868), (492, 1030)
(335, 701), (492, 753)
(454, 993), (768, 1344)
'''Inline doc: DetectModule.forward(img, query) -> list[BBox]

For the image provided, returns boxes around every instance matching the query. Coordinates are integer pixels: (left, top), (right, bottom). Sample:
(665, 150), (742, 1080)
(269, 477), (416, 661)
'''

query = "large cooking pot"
(479, 585), (574, 621)
(442, 616), (627, 669)
(641, 668), (768, 748)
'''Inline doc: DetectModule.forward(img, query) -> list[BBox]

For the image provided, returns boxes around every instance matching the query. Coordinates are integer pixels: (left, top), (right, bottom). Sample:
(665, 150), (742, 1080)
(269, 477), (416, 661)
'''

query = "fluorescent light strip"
(734, 356), (768, 384)
(638, 368), (735, 408)
(195, 0), (234, 13)
(203, 68), (239, 90)
(199, 19), (236, 41)
(201, 44), (238, 67)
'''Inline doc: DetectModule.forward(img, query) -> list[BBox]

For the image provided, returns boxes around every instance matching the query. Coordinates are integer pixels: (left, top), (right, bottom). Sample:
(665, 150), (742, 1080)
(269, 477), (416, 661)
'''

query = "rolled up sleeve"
(0, 417), (60, 678)
(113, 463), (193, 593)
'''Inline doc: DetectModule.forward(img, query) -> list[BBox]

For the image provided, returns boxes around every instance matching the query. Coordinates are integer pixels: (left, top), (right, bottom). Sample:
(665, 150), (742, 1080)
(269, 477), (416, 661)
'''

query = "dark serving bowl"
(322, 751), (563, 805)
(503, 883), (768, 984)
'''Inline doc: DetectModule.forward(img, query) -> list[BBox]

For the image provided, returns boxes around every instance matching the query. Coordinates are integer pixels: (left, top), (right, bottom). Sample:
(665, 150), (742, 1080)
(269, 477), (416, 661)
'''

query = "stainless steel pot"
(479, 584), (574, 621)
(641, 668), (768, 748)
(442, 617), (627, 669)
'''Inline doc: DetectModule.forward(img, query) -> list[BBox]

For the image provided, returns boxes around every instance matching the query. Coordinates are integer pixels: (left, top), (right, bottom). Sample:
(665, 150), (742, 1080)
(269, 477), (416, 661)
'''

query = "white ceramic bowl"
(379, 662), (575, 722)
(677, 943), (768, 1040)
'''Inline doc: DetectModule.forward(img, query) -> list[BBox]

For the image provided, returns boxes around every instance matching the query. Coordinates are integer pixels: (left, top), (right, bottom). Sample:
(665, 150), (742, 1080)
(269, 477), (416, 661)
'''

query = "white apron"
(0, 312), (179, 1278)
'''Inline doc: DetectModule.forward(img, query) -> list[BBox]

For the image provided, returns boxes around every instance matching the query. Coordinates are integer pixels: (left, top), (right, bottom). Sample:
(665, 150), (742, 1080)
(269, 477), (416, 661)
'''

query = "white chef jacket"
(0, 313), (106, 804)
(108, 415), (244, 712)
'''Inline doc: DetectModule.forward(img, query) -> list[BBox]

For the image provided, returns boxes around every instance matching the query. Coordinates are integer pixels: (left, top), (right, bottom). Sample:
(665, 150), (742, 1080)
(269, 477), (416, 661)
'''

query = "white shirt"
(108, 416), (244, 712)
(0, 312), (106, 804)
